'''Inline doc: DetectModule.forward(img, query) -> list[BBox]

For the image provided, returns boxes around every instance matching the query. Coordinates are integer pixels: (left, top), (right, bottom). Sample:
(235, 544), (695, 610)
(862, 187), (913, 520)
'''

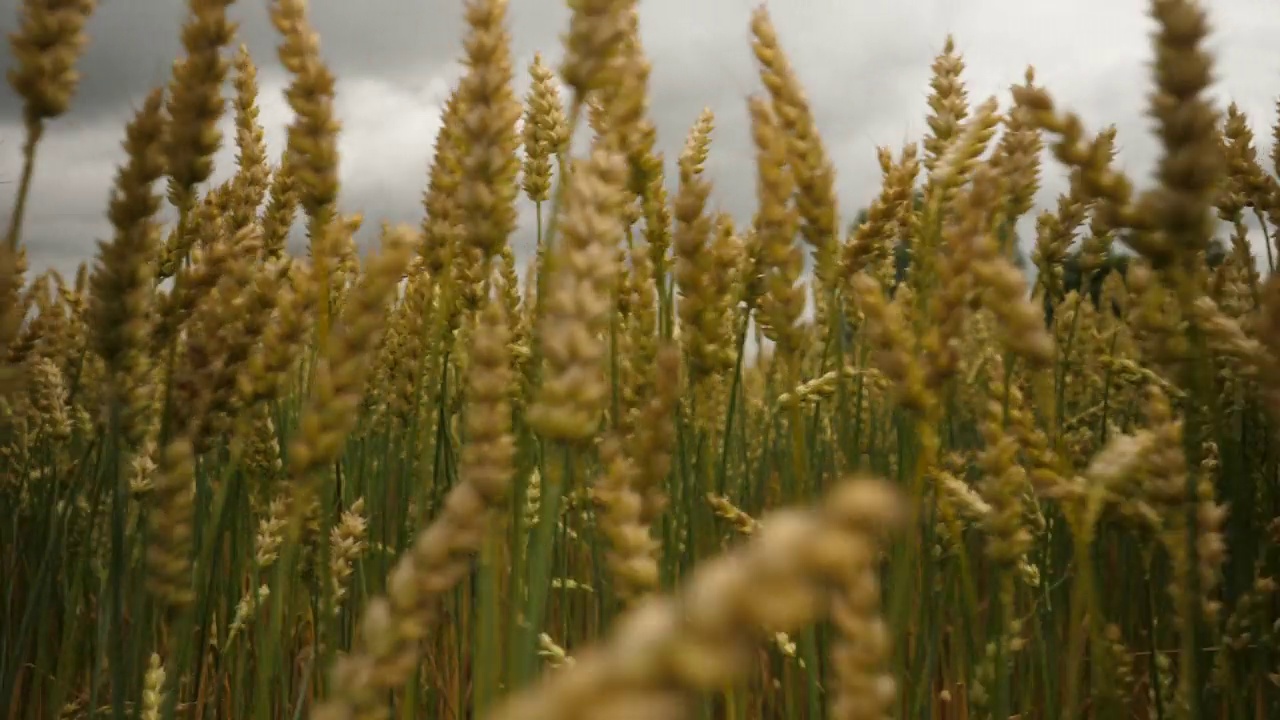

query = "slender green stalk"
(3, 122), (43, 252)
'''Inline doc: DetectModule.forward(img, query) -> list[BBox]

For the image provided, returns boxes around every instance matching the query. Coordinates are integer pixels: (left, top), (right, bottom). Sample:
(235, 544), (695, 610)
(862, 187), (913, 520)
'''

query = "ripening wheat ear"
(88, 87), (168, 453)
(271, 0), (339, 233)
(590, 8), (661, 197)
(527, 143), (629, 445)
(6, 0), (97, 129)
(993, 67), (1044, 222)
(592, 435), (659, 603)
(457, 0), (522, 267)
(921, 35), (970, 175)
(271, 0), (343, 344)
(841, 144), (918, 283)
(162, 0), (238, 220)
(522, 53), (569, 205)
(919, 163), (998, 390)
(1142, 0), (1222, 275)
(485, 476), (902, 720)
(5, 0), (98, 250)
(747, 95), (804, 366)
(673, 108), (722, 389)
(560, 0), (635, 103)
(227, 44), (270, 234)
(750, 5), (839, 298)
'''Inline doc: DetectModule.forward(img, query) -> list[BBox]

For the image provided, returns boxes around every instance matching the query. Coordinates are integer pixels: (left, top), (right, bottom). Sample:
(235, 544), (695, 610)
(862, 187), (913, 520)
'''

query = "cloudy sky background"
(3, 0), (1280, 280)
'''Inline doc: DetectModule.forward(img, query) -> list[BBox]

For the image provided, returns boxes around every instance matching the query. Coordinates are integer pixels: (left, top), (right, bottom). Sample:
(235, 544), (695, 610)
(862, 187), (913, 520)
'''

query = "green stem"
(4, 120), (43, 252)
(512, 444), (570, 689)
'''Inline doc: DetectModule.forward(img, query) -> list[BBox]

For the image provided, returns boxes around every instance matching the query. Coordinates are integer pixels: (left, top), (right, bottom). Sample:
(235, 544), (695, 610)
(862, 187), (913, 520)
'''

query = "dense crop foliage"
(4, 0), (1280, 718)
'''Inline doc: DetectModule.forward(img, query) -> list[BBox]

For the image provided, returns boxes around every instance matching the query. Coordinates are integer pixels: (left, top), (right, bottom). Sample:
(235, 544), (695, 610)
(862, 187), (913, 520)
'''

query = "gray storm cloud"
(2, 0), (1278, 279)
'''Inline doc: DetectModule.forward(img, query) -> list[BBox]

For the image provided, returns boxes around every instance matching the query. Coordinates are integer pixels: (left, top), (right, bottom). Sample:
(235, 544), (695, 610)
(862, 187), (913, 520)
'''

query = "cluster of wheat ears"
(2, 0), (1280, 718)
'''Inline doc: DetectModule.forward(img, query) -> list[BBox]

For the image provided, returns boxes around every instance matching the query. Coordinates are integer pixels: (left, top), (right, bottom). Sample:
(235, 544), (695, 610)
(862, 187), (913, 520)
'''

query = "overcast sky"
(3, 0), (1280, 280)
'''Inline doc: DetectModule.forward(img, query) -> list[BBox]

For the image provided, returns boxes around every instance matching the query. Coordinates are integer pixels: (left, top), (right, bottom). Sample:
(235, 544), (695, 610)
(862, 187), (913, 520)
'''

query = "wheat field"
(3, 0), (1280, 718)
